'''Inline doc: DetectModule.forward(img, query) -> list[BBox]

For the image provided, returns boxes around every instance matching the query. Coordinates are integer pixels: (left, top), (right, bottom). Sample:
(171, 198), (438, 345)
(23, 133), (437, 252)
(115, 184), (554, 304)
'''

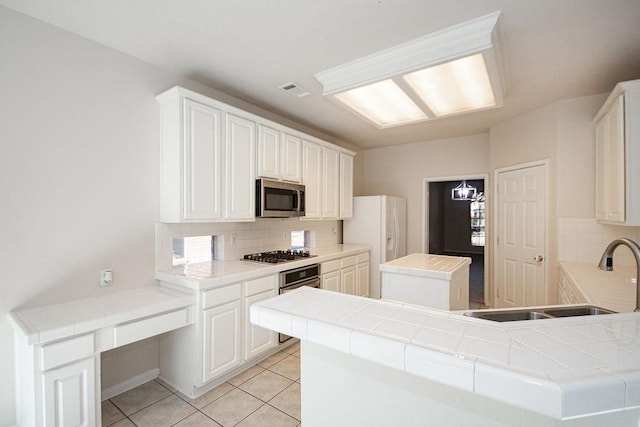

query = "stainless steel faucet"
(597, 238), (640, 312)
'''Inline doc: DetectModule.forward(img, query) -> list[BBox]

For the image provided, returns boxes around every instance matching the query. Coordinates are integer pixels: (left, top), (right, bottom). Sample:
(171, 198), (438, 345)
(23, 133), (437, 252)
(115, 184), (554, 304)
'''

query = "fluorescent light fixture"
(404, 54), (496, 116)
(334, 80), (427, 127)
(314, 12), (508, 128)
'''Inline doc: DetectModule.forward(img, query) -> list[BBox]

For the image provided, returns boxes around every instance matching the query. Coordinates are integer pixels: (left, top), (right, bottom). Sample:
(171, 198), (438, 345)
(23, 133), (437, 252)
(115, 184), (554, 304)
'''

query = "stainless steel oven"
(278, 263), (320, 343)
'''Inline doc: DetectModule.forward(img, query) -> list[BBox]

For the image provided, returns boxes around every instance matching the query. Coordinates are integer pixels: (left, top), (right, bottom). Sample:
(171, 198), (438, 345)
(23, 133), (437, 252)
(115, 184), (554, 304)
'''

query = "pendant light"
(451, 181), (477, 201)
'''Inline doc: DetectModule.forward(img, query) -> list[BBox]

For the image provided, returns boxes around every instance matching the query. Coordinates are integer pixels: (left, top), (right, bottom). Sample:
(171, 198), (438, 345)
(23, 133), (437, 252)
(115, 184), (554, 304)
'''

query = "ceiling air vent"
(279, 82), (310, 98)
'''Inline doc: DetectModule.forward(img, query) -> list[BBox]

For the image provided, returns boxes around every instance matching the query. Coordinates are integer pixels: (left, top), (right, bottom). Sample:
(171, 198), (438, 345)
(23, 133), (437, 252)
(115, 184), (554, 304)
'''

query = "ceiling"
(2, 0), (640, 149)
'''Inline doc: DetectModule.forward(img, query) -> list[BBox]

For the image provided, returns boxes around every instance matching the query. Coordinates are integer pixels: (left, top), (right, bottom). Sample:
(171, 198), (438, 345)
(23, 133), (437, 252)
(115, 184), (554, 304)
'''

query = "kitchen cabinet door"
(257, 124), (280, 180)
(340, 265), (356, 295)
(594, 80), (640, 226)
(322, 271), (340, 293)
(225, 113), (256, 220)
(281, 133), (302, 183)
(244, 290), (276, 360)
(339, 153), (354, 219)
(43, 357), (96, 427)
(322, 147), (340, 219)
(302, 140), (322, 219)
(159, 93), (223, 222)
(356, 262), (370, 297)
(202, 300), (242, 382)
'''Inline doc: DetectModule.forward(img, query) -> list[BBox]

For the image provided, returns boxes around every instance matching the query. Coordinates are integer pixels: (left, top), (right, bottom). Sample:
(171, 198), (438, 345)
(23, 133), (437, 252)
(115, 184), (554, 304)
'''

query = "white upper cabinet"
(340, 152), (354, 219)
(281, 132), (302, 183)
(256, 126), (302, 183)
(158, 90), (224, 222)
(157, 87), (254, 223)
(594, 80), (640, 225)
(322, 147), (340, 219)
(302, 140), (323, 219)
(158, 86), (353, 222)
(225, 113), (256, 220)
(257, 124), (280, 180)
(303, 140), (354, 220)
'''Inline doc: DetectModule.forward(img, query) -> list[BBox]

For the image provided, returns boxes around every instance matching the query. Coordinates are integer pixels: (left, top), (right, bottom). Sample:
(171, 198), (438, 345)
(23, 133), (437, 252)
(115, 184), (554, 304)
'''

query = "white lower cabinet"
(321, 252), (370, 296)
(162, 275), (278, 397)
(244, 276), (277, 360)
(43, 357), (96, 427)
(340, 256), (357, 295)
(356, 260), (370, 297)
(202, 300), (242, 382)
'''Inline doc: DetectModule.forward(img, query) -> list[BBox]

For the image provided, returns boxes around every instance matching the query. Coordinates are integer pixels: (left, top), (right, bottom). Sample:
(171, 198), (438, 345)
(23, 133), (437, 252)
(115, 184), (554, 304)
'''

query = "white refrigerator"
(343, 195), (407, 299)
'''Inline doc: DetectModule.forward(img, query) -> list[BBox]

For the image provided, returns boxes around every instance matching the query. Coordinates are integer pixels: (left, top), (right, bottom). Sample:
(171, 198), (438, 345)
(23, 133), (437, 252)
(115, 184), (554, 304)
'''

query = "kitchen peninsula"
(251, 286), (640, 426)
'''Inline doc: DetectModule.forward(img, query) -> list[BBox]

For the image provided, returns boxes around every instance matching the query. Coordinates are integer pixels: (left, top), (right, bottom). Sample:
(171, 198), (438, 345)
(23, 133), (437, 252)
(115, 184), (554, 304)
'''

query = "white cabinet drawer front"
(202, 283), (242, 309)
(41, 333), (94, 371)
(244, 275), (276, 297)
(322, 259), (341, 273)
(341, 256), (357, 268)
(114, 308), (190, 348)
(356, 252), (370, 264)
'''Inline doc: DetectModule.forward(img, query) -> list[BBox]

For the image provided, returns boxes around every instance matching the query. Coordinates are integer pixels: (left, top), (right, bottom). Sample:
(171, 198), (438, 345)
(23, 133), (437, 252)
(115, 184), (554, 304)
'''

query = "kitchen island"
(251, 286), (640, 426)
(380, 253), (471, 310)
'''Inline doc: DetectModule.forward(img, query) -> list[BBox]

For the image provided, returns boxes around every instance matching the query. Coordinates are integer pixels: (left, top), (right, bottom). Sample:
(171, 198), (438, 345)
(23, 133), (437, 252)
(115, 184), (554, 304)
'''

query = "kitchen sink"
(463, 305), (616, 322)
(541, 306), (616, 317)
(469, 311), (551, 322)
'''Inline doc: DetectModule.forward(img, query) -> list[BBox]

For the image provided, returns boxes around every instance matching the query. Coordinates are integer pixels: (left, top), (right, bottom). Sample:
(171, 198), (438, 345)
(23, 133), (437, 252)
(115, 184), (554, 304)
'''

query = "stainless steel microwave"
(256, 179), (305, 218)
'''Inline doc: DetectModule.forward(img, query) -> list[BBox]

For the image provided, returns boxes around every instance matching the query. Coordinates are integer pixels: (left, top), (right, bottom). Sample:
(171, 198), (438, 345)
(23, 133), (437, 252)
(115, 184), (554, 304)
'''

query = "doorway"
(423, 176), (488, 307)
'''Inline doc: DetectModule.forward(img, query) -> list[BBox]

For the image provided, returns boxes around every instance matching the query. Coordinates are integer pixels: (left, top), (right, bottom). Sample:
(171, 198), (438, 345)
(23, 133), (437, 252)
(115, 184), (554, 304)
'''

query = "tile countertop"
(251, 286), (640, 420)
(156, 244), (370, 291)
(8, 287), (195, 345)
(560, 261), (637, 313)
(379, 253), (471, 280)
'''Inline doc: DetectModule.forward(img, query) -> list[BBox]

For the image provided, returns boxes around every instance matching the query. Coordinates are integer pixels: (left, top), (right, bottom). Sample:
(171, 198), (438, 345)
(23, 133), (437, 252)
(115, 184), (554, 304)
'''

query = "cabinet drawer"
(341, 256), (357, 268)
(322, 259), (341, 273)
(114, 308), (190, 348)
(202, 283), (241, 309)
(244, 275), (276, 297)
(40, 333), (94, 371)
(356, 252), (369, 264)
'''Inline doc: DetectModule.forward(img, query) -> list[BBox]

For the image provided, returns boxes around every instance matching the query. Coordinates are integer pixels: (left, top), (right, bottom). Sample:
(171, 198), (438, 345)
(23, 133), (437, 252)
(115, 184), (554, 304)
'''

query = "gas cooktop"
(242, 249), (315, 264)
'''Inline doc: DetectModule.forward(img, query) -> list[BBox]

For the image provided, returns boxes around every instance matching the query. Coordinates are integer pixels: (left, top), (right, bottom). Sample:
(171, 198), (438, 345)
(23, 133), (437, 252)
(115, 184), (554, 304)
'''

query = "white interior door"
(495, 163), (547, 308)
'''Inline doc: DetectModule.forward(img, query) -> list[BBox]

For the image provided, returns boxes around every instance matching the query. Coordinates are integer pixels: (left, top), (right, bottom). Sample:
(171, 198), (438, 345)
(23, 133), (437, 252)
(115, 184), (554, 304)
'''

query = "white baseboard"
(101, 368), (160, 401)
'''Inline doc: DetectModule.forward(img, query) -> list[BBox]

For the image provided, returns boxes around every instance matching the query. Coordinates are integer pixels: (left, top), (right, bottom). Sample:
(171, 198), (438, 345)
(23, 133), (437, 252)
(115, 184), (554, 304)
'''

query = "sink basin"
(463, 305), (616, 322)
(465, 310), (552, 322)
(541, 306), (616, 317)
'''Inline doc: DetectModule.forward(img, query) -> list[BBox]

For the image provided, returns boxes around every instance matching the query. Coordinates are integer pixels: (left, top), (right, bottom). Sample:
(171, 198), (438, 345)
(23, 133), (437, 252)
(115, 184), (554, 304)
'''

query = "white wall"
(360, 134), (490, 254)
(0, 7), (345, 425)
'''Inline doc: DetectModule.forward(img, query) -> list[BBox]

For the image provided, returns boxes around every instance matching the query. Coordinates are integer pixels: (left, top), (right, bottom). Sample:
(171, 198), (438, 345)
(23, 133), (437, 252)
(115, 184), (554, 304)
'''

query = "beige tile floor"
(103, 342), (301, 427)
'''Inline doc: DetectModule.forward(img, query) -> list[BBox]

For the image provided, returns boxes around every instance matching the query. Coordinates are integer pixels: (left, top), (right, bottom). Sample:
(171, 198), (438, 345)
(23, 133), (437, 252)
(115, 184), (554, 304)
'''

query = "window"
(291, 230), (306, 249)
(173, 236), (215, 266)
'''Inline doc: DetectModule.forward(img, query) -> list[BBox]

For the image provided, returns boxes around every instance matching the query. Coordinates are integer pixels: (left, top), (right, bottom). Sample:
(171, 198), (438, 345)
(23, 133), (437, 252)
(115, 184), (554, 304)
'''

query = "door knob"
(534, 255), (544, 262)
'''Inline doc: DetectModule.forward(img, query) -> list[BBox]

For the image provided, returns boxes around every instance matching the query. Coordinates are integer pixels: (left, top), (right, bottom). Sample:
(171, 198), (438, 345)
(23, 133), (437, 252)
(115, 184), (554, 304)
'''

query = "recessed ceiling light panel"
(334, 80), (428, 128)
(314, 12), (508, 128)
(404, 54), (496, 116)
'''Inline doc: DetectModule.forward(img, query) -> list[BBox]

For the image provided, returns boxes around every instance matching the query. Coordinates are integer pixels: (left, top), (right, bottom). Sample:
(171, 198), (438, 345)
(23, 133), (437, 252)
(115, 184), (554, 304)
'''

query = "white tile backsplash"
(558, 218), (640, 266)
(155, 219), (341, 270)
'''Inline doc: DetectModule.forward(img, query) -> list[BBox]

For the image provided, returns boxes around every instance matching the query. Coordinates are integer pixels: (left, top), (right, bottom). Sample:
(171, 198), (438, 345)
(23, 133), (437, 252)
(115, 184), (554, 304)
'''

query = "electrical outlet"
(100, 269), (113, 287)
(231, 233), (238, 246)
(283, 231), (289, 241)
